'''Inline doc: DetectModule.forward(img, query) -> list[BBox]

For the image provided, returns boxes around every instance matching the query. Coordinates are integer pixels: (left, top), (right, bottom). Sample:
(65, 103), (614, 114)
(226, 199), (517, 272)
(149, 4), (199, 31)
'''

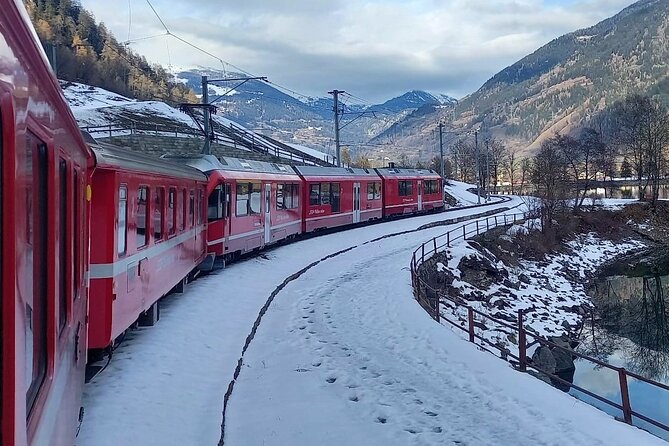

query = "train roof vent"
(240, 161), (252, 170)
(346, 168), (354, 174)
(364, 168), (370, 174)
(218, 157), (229, 165)
(272, 163), (288, 172)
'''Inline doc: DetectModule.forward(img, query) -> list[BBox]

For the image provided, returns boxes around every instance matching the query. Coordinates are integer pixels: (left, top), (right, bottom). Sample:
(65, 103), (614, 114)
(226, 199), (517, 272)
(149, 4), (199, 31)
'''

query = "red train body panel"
(87, 143), (208, 350)
(375, 167), (444, 217)
(294, 166), (383, 233)
(1, 2), (93, 445)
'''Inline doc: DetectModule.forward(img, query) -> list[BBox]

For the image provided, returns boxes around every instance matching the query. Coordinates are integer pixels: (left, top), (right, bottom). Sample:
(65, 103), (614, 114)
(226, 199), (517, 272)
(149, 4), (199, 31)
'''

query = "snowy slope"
(444, 180), (485, 206)
(78, 198), (663, 446)
(287, 142), (332, 163)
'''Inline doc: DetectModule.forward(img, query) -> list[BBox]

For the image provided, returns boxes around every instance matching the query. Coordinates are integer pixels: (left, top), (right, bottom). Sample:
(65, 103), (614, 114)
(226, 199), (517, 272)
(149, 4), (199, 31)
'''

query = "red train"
(1, 3), (445, 445)
(1, 2), (93, 444)
(171, 155), (444, 263)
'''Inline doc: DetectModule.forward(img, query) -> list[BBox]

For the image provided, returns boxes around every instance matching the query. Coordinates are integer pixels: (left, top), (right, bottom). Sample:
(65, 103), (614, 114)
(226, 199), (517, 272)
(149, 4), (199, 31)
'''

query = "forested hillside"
(26, 0), (196, 104)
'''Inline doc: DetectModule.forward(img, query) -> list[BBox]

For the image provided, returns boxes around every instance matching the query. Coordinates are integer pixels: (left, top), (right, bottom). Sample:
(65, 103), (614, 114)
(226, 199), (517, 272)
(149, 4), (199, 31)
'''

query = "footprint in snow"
(326, 377), (337, 383)
(376, 417), (387, 424)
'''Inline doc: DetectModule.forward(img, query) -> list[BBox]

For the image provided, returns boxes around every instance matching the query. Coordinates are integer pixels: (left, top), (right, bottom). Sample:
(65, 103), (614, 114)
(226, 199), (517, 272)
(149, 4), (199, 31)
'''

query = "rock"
(519, 273), (531, 284)
(552, 347), (576, 373)
(531, 346), (556, 375)
(503, 279), (520, 290)
(458, 254), (508, 290)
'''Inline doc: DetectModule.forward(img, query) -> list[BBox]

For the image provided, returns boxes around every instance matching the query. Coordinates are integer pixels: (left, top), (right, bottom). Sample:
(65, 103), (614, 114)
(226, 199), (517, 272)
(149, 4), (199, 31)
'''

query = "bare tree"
(487, 139), (506, 193)
(503, 146), (519, 194)
(519, 158), (531, 195)
(532, 136), (569, 232)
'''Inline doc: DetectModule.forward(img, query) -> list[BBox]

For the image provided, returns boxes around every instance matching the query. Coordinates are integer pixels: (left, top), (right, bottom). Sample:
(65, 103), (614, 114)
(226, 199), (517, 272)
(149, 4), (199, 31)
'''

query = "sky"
(79, 0), (637, 103)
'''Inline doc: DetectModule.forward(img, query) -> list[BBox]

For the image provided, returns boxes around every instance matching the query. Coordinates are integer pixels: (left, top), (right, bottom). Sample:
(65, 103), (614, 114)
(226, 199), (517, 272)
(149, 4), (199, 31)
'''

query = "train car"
(375, 166), (444, 217)
(1, 2), (94, 445)
(165, 155), (303, 262)
(87, 141), (208, 350)
(294, 166), (383, 233)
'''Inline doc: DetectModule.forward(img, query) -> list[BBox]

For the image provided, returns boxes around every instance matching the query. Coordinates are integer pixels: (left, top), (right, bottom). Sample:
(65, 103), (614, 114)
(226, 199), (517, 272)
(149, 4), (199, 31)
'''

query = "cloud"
(79, 0), (636, 102)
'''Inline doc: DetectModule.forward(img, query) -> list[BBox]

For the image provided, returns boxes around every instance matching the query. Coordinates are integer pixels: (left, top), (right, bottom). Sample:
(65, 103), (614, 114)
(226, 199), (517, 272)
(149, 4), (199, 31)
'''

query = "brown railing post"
(486, 218), (490, 231)
(467, 307), (475, 342)
(421, 244), (425, 263)
(494, 215), (498, 227)
(433, 238), (437, 253)
(462, 225), (466, 240)
(447, 232), (450, 246)
(504, 214), (508, 225)
(108, 124), (112, 138)
(619, 368), (633, 424)
(518, 310), (527, 372)
(476, 220), (479, 235)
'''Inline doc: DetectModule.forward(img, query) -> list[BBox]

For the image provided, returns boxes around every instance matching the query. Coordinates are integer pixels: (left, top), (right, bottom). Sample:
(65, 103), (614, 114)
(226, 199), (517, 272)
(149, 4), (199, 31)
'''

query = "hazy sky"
(79, 0), (636, 103)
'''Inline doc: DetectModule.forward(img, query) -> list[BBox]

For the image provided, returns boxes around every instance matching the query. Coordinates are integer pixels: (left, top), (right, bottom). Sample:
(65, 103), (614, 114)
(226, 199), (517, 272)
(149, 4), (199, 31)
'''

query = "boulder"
(531, 346), (556, 374)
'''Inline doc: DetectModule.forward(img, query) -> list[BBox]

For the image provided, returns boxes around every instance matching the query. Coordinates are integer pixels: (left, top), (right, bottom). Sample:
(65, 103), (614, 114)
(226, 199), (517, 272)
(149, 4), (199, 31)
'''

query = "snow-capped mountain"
(374, 90), (457, 113)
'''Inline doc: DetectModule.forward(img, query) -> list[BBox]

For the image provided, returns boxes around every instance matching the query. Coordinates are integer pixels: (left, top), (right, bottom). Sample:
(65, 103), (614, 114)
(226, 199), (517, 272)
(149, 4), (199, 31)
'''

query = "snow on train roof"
(293, 165), (379, 177)
(88, 140), (207, 181)
(163, 154), (298, 176)
(375, 167), (440, 177)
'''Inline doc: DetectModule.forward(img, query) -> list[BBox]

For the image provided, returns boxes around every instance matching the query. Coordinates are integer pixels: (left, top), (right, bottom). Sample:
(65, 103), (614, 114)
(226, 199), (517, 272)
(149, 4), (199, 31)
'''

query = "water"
(569, 251), (669, 439)
(586, 185), (669, 199)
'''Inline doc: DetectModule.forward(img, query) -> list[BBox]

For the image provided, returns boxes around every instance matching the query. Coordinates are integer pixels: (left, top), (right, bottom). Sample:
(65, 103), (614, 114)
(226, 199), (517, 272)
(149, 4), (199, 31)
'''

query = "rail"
(409, 212), (669, 437)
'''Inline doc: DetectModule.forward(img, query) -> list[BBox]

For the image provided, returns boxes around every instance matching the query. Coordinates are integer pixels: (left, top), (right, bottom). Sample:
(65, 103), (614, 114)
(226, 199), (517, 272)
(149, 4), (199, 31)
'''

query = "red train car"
(170, 155), (303, 262)
(294, 166), (383, 233)
(87, 142), (208, 350)
(1, 2), (93, 445)
(375, 167), (444, 217)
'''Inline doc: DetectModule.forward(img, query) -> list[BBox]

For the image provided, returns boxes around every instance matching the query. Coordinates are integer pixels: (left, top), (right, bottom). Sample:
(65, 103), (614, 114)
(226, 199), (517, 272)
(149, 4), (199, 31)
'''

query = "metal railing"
(409, 212), (669, 436)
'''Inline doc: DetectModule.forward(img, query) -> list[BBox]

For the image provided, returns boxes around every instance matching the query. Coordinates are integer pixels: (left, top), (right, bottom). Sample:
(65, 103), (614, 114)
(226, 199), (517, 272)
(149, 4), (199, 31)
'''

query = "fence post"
(618, 368), (633, 424)
(486, 218), (490, 231)
(504, 214), (508, 225)
(476, 220), (480, 235)
(433, 238), (437, 253)
(467, 307), (475, 343)
(518, 310), (527, 372)
(462, 224), (466, 240)
(421, 244), (425, 263)
(495, 215), (498, 227)
(447, 232), (450, 247)
(108, 124), (112, 138)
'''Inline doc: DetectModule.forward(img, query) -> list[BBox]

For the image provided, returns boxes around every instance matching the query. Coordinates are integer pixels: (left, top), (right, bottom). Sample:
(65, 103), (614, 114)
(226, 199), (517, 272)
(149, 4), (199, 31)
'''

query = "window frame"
(153, 187), (164, 242)
(309, 183), (320, 206)
(208, 185), (224, 221)
(58, 158), (68, 334)
(117, 184), (128, 256)
(136, 186), (149, 249)
(167, 187), (176, 237)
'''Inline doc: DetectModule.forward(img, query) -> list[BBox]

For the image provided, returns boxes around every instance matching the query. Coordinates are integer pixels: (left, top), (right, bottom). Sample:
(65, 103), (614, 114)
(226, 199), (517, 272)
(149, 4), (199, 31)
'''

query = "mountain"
(387, 0), (669, 157)
(375, 90), (456, 113)
(173, 67), (456, 156)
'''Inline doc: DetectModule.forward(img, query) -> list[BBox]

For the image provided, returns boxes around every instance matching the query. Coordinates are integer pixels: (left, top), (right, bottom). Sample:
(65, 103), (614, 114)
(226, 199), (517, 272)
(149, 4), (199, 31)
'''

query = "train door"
(417, 180), (423, 211)
(264, 183), (271, 245)
(353, 182), (361, 224)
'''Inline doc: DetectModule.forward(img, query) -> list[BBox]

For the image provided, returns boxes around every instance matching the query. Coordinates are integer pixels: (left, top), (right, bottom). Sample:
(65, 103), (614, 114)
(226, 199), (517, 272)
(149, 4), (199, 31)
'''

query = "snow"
(444, 180), (485, 206)
(78, 196), (663, 446)
(287, 142), (332, 162)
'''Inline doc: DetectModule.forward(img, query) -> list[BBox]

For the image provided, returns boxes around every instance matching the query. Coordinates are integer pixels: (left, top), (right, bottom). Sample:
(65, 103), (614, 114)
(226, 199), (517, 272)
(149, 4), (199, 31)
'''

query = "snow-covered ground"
(78, 196), (664, 446)
(445, 180), (487, 206)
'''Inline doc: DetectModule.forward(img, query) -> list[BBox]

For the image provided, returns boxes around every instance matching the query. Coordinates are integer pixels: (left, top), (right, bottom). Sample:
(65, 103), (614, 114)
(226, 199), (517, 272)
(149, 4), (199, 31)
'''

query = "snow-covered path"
(225, 217), (666, 445)
(78, 197), (518, 445)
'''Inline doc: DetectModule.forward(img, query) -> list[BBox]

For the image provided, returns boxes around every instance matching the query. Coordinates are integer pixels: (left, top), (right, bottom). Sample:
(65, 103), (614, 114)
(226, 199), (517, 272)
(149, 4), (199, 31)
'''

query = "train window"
(367, 182), (381, 200)
(73, 170), (80, 298)
(25, 133), (48, 415)
(309, 184), (320, 205)
(199, 189), (205, 224)
(320, 183), (331, 205)
(236, 183), (249, 217)
(249, 183), (261, 214)
(422, 180), (434, 194)
(154, 188), (164, 241)
(276, 184), (285, 210)
(136, 186), (149, 248)
(224, 184), (231, 218)
(277, 184), (299, 210)
(179, 189), (186, 231)
(167, 187), (176, 236)
(331, 183), (341, 213)
(59, 159), (68, 332)
(399, 180), (414, 196)
(208, 185), (224, 221)
(118, 185), (128, 256)
(189, 190), (195, 226)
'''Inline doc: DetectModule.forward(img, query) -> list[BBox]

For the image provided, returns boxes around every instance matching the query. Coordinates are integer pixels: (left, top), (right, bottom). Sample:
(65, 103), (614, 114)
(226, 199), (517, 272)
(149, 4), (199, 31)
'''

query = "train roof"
(163, 154), (298, 177)
(293, 165), (379, 178)
(374, 167), (441, 179)
(87, 137), (207, 181)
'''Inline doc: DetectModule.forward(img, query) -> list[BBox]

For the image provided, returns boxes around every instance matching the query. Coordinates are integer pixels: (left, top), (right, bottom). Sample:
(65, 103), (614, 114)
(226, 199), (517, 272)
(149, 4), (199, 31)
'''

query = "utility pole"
(475, 130), (481, 204)
(485, 139), (490, 202)
(438, 123), (445, 181)
(328, 89), (345, 167)
(202, 75), (210, 154)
